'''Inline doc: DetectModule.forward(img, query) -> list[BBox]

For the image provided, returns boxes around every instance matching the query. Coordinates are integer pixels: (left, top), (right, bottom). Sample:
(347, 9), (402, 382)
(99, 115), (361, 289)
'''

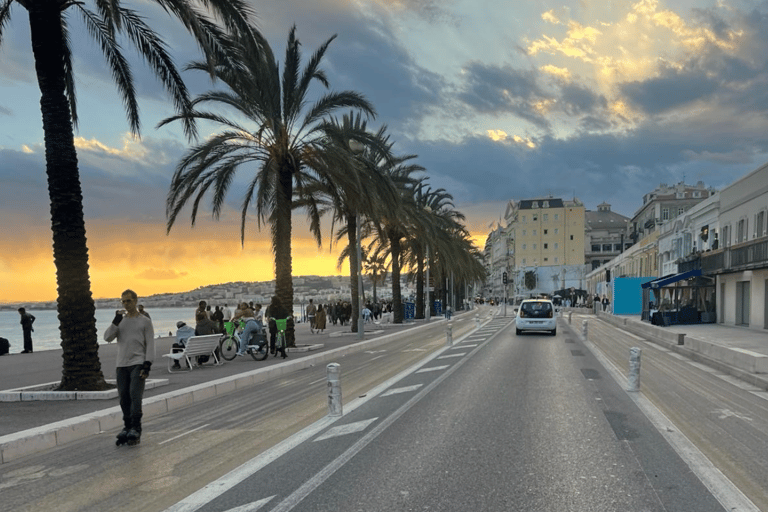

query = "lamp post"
(424, 205), (432, 323)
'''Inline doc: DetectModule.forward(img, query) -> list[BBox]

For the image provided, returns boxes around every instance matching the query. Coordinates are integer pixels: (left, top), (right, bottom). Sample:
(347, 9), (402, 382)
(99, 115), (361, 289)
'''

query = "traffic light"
(502, 272), (508, 284)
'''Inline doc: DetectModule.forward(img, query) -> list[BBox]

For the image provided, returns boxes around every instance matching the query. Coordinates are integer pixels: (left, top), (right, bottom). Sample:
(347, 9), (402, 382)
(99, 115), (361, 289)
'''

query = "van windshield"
(521, 302), (552, 318)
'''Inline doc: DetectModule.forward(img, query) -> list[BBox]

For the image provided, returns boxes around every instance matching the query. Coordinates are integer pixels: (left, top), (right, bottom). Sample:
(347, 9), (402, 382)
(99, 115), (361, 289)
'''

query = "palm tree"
(0, 0), (258, 390)
(162, 27), (377, 344)
(363, 248), (390, 305)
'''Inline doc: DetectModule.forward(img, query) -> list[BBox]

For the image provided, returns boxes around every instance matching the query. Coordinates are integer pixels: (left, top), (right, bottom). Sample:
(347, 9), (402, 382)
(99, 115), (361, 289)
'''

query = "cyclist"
(232, 302), (264, 357)
(266, 296), (292, 358)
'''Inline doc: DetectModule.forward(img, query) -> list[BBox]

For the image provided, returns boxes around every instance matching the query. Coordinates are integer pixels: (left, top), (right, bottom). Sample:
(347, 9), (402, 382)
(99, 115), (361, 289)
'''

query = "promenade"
(2, 305), (768, 465)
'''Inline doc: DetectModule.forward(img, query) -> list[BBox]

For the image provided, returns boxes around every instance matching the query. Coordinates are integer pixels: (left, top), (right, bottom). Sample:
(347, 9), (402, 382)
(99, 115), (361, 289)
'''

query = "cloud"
(135, 268), (189, 280)
(619, 65), (719, 114)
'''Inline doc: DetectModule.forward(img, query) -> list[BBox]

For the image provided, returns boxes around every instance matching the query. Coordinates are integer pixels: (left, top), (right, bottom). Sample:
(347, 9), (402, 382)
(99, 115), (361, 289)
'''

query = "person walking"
(104, 289), (155, 445)
(138, 304), (151, 319)
(602, 295), (610, 312)
(306, 299), (317, 333)
(222, 303), (232, 323)
(17, 307), (35, 353)
(315, 304), (327, 333)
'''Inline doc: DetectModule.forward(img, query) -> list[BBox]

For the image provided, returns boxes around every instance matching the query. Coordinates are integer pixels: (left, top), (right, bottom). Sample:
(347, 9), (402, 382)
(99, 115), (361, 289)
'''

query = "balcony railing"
(700, 237), (768, 274)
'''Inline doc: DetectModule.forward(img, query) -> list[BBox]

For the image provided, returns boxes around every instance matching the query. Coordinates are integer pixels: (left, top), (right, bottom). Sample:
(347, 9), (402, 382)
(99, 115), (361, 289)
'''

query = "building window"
(554, 214), (559, 220)
(737, 219), (747, 243)
(544, 229), (548, 235)
(592, 244), (600, 252)
(544, 243), (548, 249)
(544, 257), (548, 262)
(532, 201), (538, 208)
(533, 215), (538, 221)
(678, 207), (685, 216)
(554, 243), (559, 249)
(570, 235), (574, 240)
(554, 228), (559, 234)
(662, 208), (669, 221)
(522, 244), (526, 250)
(756, 211), (765, 238)
(693, 191), (700, 198)
(543, 201), (549, 208)
(554, 257), (558, 263)
(543, 214), (548, 221)
(614, 244), (622, 251)
(602, 244), (612, 252)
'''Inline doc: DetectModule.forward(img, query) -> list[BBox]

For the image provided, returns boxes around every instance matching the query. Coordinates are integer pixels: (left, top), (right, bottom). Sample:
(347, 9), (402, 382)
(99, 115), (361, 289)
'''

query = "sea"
(0, 305), (306, 353)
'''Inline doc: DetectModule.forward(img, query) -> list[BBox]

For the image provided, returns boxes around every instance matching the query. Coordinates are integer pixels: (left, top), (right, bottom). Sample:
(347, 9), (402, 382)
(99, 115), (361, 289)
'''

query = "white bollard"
(327, 363), (342, 416)
(446, 324), (453, 346)
(568, 312), (572, 324)
(475, 314), (480, 329)
(627, 347), (642, 392)
(581, 319), (588, 339)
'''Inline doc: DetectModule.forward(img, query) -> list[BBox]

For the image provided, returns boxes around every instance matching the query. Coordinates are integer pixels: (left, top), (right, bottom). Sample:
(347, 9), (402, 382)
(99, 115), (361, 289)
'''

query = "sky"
(2, 0), (768, 302)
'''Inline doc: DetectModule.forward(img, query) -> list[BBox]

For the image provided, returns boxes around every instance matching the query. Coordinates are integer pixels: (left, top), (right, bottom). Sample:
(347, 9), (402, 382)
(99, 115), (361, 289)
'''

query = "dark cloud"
(620, 66), (719, 115)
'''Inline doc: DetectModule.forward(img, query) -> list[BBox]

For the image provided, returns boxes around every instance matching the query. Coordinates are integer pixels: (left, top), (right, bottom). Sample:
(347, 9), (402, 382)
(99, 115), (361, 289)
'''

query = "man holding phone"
(104, 289), (155, 445)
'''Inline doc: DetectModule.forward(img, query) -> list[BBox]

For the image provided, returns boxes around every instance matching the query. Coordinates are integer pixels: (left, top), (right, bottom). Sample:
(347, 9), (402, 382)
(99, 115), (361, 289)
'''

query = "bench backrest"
(183, 334), (221, 356)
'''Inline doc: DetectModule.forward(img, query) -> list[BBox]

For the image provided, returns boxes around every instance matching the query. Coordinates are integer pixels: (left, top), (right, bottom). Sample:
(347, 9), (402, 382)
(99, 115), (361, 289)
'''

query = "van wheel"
(551, 329), (557, 336)
(516, 328), (522, 335)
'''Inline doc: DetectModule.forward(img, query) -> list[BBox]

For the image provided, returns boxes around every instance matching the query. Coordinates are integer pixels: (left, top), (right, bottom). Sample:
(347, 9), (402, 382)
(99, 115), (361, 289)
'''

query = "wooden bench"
(162, 334), (222, 373)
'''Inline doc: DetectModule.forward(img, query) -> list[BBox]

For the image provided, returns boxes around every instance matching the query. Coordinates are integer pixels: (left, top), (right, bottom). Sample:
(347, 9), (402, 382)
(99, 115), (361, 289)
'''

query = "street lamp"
(424, 205), (432, 323)
(349, 139), (365, 340)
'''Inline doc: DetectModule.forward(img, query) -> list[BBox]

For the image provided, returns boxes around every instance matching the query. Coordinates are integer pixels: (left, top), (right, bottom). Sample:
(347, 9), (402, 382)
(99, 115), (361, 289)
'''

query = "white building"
(702, 163), (768, 329)
(657, 193), (720, 277)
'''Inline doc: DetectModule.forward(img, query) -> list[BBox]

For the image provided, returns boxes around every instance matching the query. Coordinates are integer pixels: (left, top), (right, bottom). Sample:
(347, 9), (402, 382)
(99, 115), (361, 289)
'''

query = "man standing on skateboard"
(104, 289), (155, 445)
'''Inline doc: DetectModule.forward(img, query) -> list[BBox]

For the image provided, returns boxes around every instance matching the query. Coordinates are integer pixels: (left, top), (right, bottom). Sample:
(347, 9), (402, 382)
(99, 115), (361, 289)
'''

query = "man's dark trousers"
(116, 365), (145, 431)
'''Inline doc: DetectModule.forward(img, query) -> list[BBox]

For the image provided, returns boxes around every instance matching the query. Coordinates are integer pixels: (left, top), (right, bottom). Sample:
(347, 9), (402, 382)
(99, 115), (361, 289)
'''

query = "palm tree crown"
(162, 26), (377, 335)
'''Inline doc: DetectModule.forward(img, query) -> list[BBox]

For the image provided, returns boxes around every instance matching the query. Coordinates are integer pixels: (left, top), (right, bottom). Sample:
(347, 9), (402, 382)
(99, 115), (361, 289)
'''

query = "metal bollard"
(326, 363), (342, 416)
(627, 347), (642, 392)
(568, 312), (572, 324)
(446, 324), (453, 346)
(581, 319), (588, 339)
(475, 314), (480, 329)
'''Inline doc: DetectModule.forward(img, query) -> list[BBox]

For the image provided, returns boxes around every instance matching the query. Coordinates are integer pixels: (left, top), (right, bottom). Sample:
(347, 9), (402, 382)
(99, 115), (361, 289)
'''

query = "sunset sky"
(2, 0), (768, 303)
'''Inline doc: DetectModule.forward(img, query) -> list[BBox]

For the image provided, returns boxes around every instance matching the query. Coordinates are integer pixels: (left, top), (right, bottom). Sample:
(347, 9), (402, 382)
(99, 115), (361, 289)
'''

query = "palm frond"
(60, 14), (78, 130)
(76, 5), (140, 134)
(0, 0), (15, 48)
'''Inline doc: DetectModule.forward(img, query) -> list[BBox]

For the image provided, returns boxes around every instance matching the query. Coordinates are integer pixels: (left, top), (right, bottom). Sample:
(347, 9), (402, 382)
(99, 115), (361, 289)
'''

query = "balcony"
(700, 237), (768, 274)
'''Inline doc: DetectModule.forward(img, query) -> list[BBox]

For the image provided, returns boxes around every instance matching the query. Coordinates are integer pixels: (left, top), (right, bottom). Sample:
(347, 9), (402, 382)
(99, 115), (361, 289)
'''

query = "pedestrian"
(306, 299), (317, 333)
(104, 289), (155, 445)
(315, 304), (327, 333)
(196, 300), (209, 320)
(171, 321), (196, 369)
(212, 305), (224, 332)
(222, 303), (232, 324)
(362, 305), (372, 323)
(138, 304), (151, 319)
(17, 307), (35, 353)
(602, 295), (610, 312)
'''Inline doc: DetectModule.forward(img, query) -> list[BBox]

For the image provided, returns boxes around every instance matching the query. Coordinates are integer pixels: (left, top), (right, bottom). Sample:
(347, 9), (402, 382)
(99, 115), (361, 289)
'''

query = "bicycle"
(270, 316), (291, 358)
(220, 320), (268, 361)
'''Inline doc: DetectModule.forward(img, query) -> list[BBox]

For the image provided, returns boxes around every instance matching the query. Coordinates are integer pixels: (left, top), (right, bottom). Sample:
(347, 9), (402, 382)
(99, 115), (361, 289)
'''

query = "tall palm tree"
(0, 0), (258, 390)
(364, 155), (424, 323)
(162, 27), (376, 343)
(363, 248), (389, 305)
(317, 115), (398, 332)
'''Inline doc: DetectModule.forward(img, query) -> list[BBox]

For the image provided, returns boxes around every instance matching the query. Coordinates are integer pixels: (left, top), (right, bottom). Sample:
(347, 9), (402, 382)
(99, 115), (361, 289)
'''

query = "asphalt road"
(0, 312), (754, 511)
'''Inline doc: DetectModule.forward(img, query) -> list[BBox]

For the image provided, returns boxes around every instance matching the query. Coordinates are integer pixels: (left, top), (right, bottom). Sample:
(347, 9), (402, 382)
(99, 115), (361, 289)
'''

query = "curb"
(0, 314), (463, 464)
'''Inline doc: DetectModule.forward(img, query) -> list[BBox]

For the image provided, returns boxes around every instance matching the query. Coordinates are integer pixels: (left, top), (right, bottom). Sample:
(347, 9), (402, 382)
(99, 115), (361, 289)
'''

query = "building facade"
(630, 181), (715, 243)
(701, 163), (768, 329)
(585, 202), (631, 271)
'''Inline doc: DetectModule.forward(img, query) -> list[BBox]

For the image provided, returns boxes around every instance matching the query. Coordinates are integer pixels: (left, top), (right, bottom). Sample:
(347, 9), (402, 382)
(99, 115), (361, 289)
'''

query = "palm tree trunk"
(29, 5), (107, 391)
(389, 232), (403, 323)
(415, 246), (424, 319)
(347, 214), (360, 333)
(275, 167), (295, 346)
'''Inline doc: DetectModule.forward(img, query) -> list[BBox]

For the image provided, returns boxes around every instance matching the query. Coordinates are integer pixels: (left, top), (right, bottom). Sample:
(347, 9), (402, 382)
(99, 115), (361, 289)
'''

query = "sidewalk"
(0, 309), (470, 463)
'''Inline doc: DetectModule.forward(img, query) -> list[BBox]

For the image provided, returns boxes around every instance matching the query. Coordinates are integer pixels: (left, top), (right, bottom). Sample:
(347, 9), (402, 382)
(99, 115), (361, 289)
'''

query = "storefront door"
(736, 281), (750, 326)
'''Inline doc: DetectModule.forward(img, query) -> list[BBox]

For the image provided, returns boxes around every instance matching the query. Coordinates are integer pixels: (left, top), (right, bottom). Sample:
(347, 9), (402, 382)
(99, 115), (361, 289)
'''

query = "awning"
(641, 269), (702, 289)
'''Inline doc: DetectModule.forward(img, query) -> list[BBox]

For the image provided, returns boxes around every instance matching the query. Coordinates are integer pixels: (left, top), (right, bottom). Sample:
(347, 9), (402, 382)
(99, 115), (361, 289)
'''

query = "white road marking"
(159, 424), (210, 445)
(403, 348), (427, 352)
(750, 391), (768, 401)
(437, 353), (466, 359)
(380, 384), (423, 397)
(415, 365), (449, 373)
(457, 344), (478, 348)
(714, 409), (753, 422)
(314, 418), (378, 442)
(364, 350), (386, 354)
(221, 497), (275, 512)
